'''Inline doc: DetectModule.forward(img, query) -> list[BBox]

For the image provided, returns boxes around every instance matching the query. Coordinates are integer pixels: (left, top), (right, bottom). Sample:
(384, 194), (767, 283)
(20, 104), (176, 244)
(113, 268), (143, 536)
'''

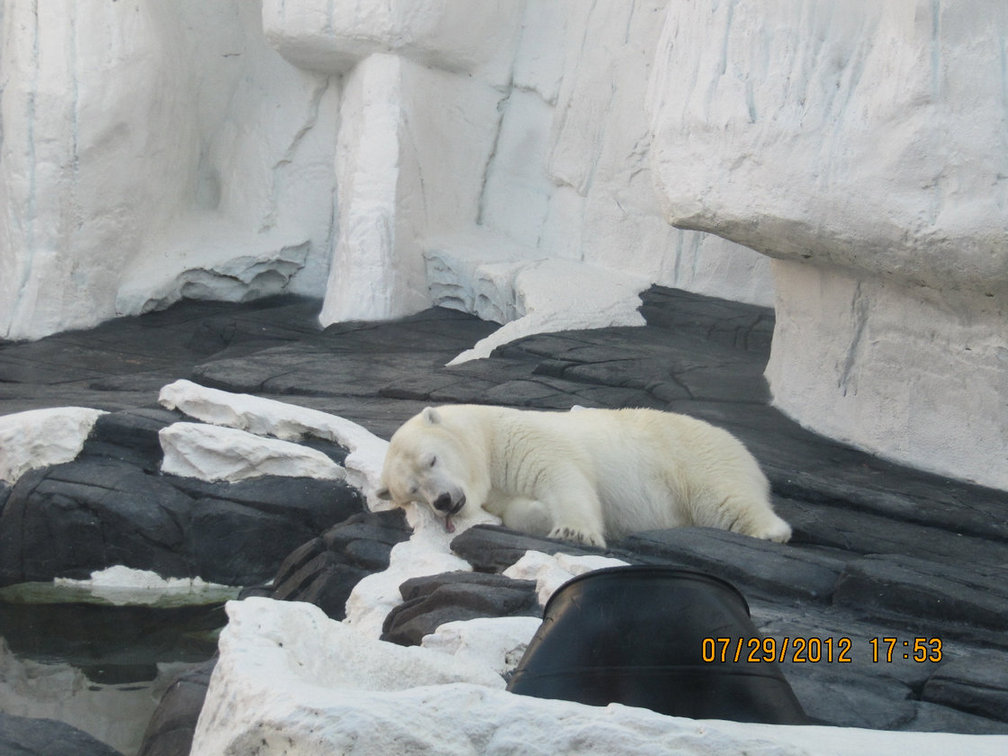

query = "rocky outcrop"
(269, 510), (412, 621)
(381, 571), (539, 646)
(646, 1), (1008, 488)
(0, 406), (364, 588)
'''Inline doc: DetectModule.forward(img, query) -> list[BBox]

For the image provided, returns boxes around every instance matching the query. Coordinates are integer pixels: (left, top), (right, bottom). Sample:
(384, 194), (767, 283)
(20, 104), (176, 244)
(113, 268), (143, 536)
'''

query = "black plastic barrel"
(506, 566), (809, 724)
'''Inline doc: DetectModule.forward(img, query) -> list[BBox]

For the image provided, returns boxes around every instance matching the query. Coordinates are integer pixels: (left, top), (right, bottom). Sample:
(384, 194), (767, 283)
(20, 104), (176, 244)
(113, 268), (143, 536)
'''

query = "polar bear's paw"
(748, 516), (792, 544)
(549, 525), (607, 549)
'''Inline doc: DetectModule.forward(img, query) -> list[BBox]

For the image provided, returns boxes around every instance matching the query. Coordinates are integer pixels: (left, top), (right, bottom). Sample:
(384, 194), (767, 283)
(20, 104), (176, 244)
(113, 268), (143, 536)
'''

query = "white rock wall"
(265, 0), (774, 326)
(647, 0), (1008, 489)
(1, 0), (338, 339)
(2, 0), (772, 342)
(469, 0), (774, 309)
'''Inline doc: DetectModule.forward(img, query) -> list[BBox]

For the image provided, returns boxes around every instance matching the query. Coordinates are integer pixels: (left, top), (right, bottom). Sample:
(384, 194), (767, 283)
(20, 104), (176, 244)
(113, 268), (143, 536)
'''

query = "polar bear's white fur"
(377, 405), (791, 547)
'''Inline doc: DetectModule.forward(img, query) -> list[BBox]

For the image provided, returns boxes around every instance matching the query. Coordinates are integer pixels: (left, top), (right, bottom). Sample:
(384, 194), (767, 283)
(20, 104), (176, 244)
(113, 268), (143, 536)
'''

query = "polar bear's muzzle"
(433, 491), (466, 514)
(431, 491), (466, 533)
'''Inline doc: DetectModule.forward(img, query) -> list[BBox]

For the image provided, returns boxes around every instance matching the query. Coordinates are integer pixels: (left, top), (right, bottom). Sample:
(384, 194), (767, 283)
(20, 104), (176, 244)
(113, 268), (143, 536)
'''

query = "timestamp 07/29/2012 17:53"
(701, 636), (944, 665)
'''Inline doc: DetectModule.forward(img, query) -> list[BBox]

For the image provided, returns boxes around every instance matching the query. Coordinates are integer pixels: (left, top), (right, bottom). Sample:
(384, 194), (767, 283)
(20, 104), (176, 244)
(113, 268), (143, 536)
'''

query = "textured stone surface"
(833, 555), (1008, 641)
(1, 4), (337, 340)
(647, 2), (1008, 291)
(0, 458), (364, 587)
(646, 1), (1008, 488)
(0, 712), (123, 756)
(270, 510), (412, 620)
(624, 527), (845, 603)
(381, 571), (539, 646)
(80, 408), (181, 473)
(921, 653), (1008, 724)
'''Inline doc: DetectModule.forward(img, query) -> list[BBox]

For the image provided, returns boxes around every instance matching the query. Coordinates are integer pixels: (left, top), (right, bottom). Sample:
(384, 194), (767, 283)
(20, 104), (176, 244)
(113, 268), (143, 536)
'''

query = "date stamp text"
(701, 636), (944, 664)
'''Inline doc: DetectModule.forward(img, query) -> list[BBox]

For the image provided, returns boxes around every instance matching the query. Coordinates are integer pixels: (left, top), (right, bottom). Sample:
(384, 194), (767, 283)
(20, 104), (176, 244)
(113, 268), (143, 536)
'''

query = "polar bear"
(377, 404), (791, 547)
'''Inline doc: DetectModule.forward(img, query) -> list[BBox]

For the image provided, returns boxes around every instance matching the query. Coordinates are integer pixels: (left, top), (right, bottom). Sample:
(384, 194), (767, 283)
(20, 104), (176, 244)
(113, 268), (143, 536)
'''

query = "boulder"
(0, 458), (364, 587)
(381, 571), (539, 646)
(270, 510), (412, 620)
(921, 653), (1008, 723)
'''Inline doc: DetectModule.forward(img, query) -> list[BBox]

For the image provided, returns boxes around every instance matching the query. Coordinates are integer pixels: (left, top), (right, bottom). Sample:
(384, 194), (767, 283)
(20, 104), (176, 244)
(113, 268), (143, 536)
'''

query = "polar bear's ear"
(422, 407), (441, 425)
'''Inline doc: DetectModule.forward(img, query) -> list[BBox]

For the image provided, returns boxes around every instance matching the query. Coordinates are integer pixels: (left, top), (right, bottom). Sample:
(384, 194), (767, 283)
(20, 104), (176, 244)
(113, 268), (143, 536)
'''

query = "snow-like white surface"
(192, 598), (1008, 756)
(159, 421), (345, 483)
(0, 407), (106, 484)
(420, 616), (543, 679)
(431, 249), (651, 365)
(503, 550), (630, 607)
(766, 263), (1008, 489)
(262, 0), (522, 84)
(159, 378), (386, 500)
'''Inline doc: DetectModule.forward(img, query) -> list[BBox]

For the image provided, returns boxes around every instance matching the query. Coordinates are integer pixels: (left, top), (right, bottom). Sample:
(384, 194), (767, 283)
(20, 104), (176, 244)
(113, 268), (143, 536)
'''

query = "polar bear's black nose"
(433, 493), (454, 512)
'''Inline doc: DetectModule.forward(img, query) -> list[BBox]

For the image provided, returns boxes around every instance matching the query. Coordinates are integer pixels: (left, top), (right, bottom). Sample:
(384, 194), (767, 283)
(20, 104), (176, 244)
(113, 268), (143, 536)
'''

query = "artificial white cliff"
(0, 1), (337, 339)
(646, 0), (1008, 488)
(2, 0), (1005, 489)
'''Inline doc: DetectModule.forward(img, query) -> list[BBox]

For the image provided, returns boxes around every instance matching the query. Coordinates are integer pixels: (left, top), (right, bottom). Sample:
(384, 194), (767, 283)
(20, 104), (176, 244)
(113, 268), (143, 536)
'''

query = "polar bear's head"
(376, 407), (485, 533)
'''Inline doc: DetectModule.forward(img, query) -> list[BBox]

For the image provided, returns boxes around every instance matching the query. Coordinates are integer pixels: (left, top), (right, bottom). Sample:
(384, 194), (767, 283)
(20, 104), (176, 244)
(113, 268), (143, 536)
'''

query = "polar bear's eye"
(429, 455), (437, 468)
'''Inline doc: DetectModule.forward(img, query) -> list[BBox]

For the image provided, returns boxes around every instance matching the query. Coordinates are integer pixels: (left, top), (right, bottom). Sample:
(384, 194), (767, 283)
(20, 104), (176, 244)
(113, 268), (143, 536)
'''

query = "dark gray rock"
(381, 571), (539, 646)
(774, 497), (1008, 566)
(901, 702), (1008, 734)
(638, 286), (775, 353)
(0, 459), (193, 585)
(769, 467), (1008, 544)
(0, 712), (122, 756)
(181, 475), (366, 586)
(137, 659), (216, 756)
(449, 524), (617, 573)
(79, 407), (181, 472)
(166, 474), (362, 536)
(921, 653), (1008, 723)
(833, 555), (1008, 640)
(270, 510), (411, 620)
(0, 457), (364, 587)
(788, 670), (916, 730)
(623, 527), (846, 603)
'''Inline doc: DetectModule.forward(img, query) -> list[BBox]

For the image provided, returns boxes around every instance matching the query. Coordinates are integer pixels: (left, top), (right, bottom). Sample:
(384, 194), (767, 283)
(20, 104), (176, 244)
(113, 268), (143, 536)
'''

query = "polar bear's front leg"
(542, 483), (608, 549)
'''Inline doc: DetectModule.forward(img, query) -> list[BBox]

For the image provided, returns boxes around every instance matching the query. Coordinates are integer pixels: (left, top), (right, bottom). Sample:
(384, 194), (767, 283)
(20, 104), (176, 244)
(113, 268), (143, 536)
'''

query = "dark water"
(0, 581), (235, 754)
